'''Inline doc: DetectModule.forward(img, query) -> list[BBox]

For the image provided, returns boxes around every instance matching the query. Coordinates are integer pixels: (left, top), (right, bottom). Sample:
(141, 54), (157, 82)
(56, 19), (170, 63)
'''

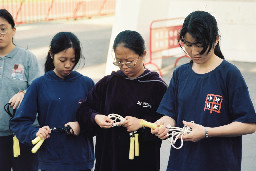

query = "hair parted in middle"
(178, 11), (224, 59)
(113, 30), (145, 56)
(44, 32), (85, 73)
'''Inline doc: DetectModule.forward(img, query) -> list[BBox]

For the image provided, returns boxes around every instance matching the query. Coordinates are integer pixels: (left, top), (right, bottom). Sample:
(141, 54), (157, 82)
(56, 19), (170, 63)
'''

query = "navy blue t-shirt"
(157, 60), (256, 171)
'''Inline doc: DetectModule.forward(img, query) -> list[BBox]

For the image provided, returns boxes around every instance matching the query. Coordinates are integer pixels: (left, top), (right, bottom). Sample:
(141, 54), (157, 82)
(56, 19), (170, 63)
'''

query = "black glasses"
(4, 103), (16, 118)
(113, 56), (140, 68)
(0, 26), (8, 35)
(179, 38), (204, 49)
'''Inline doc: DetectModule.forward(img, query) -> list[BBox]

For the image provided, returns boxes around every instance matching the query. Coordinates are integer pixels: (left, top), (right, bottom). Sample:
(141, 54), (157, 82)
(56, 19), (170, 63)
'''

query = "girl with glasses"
(77, 30), (167, 171)
(152, 11), (256, 171)
(10, 32), (95, 171)
(0, 9), (40, 171)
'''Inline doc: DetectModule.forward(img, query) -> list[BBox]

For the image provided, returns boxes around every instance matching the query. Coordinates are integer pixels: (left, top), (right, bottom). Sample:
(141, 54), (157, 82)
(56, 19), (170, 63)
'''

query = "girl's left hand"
(65, 121), (80, 136)
(119, 116), (142, 132)
(182, 121), (205, 142)
(9, 91), (25, 109)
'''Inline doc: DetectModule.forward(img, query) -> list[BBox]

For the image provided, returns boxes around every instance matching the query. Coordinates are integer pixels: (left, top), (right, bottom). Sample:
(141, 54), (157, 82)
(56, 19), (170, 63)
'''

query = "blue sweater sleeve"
(10, 78), (40, 145)
(76, 76), (109, 135)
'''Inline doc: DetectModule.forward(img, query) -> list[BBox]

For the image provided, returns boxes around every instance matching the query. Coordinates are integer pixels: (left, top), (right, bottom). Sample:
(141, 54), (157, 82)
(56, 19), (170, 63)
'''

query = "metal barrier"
(145, 18), (191, 76)
(0, 0), (115, 25)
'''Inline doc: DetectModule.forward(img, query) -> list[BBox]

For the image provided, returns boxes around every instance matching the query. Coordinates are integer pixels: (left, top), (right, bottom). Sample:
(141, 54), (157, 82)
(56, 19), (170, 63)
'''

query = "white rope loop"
(108, 113), (125, 127)
(166, 121), (193, 149)
(107, 113), (139, 160)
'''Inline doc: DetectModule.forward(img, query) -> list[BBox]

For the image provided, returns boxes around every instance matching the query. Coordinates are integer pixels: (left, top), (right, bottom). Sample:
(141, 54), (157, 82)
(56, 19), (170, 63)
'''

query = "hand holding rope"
(140, 120), (193, 149)
(31, 125), (74, 153)
(107, 114), (139, 160)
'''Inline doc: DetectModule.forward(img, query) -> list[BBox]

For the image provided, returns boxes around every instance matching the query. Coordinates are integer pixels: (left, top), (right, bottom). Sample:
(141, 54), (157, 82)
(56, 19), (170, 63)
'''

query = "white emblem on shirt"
(215, 97), (221, 103)
(137, 101), (152, 108)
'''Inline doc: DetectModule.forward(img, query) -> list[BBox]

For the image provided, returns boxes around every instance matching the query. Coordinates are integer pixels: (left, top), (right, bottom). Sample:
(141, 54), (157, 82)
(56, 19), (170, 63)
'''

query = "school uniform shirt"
(77, 69), (167, 171)
(10, 71), (95, 171)
(157, 60), (256, 171)
(0, 46), (40, 136)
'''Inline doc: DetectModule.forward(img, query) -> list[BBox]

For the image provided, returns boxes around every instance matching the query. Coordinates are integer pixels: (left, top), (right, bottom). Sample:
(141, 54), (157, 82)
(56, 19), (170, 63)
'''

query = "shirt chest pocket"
(4, 64), (28, 90)
(10, 64), (27, 81)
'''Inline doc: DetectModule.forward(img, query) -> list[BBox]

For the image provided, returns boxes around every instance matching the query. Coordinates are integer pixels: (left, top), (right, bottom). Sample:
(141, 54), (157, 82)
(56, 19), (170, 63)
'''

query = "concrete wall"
(106, 0), (256, 74)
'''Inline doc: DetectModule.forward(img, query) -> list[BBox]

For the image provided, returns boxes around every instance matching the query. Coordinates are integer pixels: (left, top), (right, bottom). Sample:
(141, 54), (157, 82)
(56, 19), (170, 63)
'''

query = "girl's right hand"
(36, 126), (51, 139)
(151, 116), (175, 140)
(95, 114), (113, 128)
(151, 121), (169, 140)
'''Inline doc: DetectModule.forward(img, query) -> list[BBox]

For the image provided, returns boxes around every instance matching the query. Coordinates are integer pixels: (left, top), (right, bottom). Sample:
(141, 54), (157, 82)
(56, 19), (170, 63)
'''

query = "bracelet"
(205, 127), (209, 138)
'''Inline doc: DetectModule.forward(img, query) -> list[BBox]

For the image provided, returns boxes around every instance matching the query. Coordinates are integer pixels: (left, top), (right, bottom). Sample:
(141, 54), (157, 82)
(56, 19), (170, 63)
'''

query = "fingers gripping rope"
(107, 114), (139, 160)
(31, 126), (75, 153)
(165, 123), (192, 149)
(108, 113), (126, 127)
(140, 120), (163, 130)
(140, 120), (193, 149)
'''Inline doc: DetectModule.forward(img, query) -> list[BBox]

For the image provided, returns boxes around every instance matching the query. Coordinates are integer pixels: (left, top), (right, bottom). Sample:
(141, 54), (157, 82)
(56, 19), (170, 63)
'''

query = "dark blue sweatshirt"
(10, 71), (95, 171)
(77, 69), (167, 171)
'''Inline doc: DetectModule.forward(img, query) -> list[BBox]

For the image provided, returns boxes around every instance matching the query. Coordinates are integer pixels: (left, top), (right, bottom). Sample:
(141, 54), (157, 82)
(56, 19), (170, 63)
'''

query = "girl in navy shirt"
(153, 11), (256, 171)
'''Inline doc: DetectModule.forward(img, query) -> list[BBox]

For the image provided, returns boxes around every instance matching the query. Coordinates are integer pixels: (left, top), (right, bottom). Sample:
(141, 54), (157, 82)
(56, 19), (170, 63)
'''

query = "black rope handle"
(4, 103), (16, 118)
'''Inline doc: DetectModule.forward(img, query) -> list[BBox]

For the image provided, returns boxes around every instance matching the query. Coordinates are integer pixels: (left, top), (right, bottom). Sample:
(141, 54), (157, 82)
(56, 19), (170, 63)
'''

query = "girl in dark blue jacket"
(77, 30), (167, 171)
(10, 32), (95, 171)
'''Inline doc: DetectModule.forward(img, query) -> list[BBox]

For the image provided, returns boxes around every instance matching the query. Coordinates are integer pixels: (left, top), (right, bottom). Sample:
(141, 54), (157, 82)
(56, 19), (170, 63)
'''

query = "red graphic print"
(204, 94), (223, 114)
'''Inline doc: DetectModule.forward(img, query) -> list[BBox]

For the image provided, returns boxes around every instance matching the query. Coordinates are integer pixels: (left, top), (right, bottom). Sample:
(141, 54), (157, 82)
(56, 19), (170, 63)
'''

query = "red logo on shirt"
(204, 94), (223, 114)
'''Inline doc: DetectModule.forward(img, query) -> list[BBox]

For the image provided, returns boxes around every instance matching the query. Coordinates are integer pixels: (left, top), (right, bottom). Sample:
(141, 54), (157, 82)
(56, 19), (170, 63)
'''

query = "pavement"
(15, 15), (256, 171)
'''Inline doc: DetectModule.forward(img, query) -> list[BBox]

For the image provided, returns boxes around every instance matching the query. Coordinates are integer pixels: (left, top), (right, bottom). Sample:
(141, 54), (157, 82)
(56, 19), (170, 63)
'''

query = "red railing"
(145, 18), (191, 76)
(0, 0), (116, 25)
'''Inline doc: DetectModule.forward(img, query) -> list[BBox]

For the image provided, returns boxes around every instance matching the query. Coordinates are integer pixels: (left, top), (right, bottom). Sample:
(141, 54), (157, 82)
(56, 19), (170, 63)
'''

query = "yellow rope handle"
(31, 139), (45, 153)
(13, 135), (20, 157)
(135, 133), (139, 157)
(32, 136), (41, 145)
(140, 120), (163, 130)
(129, 137), (135, 160)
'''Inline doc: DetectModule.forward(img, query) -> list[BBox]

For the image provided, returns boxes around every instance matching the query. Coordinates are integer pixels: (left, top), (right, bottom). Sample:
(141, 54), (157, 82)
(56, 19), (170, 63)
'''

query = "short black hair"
(113, 30), (145, 56)
(0, 9), (15, 28)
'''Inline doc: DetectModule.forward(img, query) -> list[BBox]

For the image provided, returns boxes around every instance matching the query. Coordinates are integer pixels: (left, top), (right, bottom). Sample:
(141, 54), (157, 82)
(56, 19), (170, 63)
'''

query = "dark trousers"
(0, 135), (38, 171)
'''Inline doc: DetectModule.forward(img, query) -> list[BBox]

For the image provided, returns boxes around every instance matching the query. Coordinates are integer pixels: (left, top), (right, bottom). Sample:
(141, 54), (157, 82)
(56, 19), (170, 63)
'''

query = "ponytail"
(214, 42), (224, 59)
(44, 52), (54, 73)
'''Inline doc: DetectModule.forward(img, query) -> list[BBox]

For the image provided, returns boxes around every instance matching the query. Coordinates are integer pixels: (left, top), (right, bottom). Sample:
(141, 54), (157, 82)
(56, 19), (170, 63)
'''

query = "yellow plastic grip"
(129, 137), (135, 160)
(32, 136), (41, 145)
(31, 139), (44, 153)
(135, 133), (139, 157)
(13, 135), (20, 157)
(140, 120), (158, 129)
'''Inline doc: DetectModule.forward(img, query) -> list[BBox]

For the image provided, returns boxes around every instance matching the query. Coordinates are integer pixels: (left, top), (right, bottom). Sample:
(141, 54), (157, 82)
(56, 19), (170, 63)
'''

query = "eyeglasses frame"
(113, 56), (140, 68)
(0, 26), (8, 35)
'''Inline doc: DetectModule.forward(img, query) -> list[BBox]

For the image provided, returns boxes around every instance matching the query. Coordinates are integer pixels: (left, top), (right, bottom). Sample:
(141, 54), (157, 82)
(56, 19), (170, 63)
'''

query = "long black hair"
(44, 32), (84, 73)
(178, 11), (224, 59)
